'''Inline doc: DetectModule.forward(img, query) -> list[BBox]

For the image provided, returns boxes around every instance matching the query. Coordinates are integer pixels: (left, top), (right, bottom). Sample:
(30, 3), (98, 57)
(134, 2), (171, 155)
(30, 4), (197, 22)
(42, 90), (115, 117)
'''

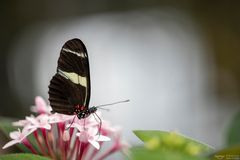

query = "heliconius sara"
(48, 38), (129, 122)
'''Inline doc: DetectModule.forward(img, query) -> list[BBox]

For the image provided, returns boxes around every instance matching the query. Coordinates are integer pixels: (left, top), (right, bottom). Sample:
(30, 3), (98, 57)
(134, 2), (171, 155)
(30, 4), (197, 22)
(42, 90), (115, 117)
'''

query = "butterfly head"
(76, 106), (97, 119)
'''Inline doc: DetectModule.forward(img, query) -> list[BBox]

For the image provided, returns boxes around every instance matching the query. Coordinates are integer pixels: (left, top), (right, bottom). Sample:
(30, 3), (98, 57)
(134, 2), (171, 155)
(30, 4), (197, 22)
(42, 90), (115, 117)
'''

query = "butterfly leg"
(65, 115), (76, 130)
(83, 118), (86, 130)
(93, 113), (102, 137)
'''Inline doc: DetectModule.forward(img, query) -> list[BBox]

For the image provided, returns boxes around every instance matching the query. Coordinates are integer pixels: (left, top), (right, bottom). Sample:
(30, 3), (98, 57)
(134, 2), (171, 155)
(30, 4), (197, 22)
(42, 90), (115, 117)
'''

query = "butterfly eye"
(81, 106), (85, 110)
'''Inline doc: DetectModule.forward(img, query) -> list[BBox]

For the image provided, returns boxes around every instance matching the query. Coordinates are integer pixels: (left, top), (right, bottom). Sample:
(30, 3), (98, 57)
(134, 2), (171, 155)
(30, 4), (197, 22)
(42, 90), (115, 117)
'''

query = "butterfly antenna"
(95, 99), (130, 109)
(97, 107), (110, 111)
(65, 115), (76, 130)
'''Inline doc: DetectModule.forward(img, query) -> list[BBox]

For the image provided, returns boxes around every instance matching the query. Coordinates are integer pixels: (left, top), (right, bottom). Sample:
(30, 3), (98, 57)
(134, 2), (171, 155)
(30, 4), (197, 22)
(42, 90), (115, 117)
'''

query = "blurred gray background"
(1, 0), (240, 156)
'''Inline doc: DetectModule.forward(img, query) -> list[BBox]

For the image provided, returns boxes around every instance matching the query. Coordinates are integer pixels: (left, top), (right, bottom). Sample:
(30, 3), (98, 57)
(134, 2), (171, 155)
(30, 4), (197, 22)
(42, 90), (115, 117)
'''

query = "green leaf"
(133, 130), (213, 156)
(0, 153), (50, 160)
(209, 145), (240, 160)
(226, 111), (240, 146)
(130, 146), (209, 160)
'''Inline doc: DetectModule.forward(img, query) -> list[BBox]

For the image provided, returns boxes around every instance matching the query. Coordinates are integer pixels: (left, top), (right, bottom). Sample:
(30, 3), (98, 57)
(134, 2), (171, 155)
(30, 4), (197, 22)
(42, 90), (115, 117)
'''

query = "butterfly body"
(48, 38), (95, 119)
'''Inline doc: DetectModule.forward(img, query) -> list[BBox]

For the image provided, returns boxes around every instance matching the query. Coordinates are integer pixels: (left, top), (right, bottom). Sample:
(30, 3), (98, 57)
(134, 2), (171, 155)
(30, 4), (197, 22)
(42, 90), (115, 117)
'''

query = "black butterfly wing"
(48, 39), (91, 115)
(48, 74), (87, 115)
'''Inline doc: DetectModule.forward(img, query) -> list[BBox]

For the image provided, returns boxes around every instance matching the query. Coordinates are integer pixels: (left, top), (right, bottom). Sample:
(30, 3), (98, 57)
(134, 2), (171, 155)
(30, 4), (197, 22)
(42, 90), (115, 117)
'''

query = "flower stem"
(91, 147), (100, 159)
(57, 122), (66, 160)
(76, 140), (81, 160)
(33, 130), (47, 156)
(22, 138), (37, 154)
(69, 138), (79, 160)
(41, 128), (56, 159)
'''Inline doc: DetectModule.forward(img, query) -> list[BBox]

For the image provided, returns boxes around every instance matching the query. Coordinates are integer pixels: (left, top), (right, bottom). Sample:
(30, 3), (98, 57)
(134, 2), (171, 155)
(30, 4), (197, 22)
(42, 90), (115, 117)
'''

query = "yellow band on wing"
(58, 69), (87, 87)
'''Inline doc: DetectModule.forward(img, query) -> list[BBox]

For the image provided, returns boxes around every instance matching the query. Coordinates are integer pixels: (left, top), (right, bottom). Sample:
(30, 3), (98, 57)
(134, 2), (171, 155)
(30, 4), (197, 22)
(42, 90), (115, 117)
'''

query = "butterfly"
(48, 38), (97, 119)
(48, 38), (129, 123)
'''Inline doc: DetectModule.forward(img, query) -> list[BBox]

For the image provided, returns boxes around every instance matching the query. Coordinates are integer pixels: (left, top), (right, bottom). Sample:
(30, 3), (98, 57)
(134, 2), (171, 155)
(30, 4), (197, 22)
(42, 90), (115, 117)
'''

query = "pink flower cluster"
(3, 96), (127, 160)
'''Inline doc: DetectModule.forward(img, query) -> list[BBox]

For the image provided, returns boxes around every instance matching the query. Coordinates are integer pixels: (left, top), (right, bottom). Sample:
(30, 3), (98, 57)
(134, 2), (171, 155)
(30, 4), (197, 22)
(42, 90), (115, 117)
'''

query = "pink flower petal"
(49, 113), (74, 124)
(31, 96), (51, 114)
(95, 135), (111, 142)
(2, 139), (19, 149)
(9, 130), (21, 139)
(77, 132), (89, 142)
(88, 140), (100, 150)
(26, 116), (38, 125)
(68, 123), (84, 132)
(12, 119), (29, 126)
(63, 131), (70, 141)
(19, 128), (35, 141)
(3, 127), (35, 149)
(35, 96), (46, 109)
